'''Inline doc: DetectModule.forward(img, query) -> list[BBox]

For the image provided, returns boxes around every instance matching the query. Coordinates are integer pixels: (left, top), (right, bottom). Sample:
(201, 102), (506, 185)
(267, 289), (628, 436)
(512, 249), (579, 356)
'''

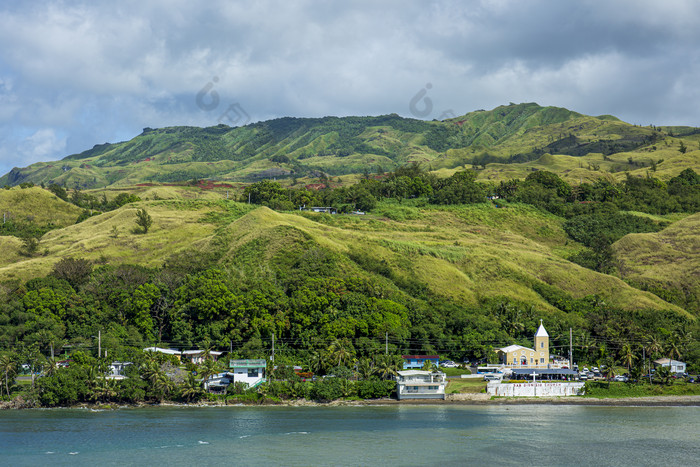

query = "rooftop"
(535, 321), (549, 338)
(230, 359), (267, 369)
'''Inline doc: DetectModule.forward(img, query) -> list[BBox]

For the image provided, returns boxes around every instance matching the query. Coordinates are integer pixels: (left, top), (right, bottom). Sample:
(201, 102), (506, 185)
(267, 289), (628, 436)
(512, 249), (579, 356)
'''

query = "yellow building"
(495, 321), (550, 369)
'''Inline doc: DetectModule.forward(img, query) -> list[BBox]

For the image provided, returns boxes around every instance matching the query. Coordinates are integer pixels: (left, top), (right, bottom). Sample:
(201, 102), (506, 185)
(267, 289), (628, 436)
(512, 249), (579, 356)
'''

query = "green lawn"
(441, 368), (472, 377)
(446, 379), (487, 394)
(583, 381), (700, 398)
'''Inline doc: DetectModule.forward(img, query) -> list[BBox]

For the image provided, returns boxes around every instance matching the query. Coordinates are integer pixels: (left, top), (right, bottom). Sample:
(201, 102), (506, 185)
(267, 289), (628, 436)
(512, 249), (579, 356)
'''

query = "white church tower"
(534, 320), (550, 368)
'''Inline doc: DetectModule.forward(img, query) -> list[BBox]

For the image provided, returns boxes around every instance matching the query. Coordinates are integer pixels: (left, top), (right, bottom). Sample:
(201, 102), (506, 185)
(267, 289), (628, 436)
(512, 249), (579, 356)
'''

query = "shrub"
(311, 377), (345, 401)
(356, 380), (395, 399)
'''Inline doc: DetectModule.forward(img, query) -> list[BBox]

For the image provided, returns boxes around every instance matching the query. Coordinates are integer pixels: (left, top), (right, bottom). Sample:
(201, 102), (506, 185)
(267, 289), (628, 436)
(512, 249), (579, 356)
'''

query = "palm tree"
(308, 352), (324, 376)
(0, 353), (17, 398)
(44, 357), (59, 377)
(374, 355), (398, 380)
(664, 338), (682, 362)
(153, 373), (173, 402)
(198, 358), (220, 388)
(601, 356), (616, 381)
(140, 359), (162, 386)
(95, 378), (117, 403)
(86, 365), (103, 400)
(421, 359), (437, 372)
(356, 357), (374, 380)
(646, 335), (663, 359)
(180, 373), (203, 402)
(620, 344), (636, 372)
(327, 339), (354, 368)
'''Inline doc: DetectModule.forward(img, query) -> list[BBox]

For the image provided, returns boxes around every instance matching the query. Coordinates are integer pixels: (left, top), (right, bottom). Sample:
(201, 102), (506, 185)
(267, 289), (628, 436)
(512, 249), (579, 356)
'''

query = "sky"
(1, 0), (700, 177)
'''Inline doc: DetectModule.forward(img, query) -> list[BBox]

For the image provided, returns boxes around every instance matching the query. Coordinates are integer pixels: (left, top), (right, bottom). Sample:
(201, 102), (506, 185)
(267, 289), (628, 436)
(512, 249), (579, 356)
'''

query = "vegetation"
(3, 103), (698, 189)
(0, 102), (698, 406)
(135, 209), (153, 234)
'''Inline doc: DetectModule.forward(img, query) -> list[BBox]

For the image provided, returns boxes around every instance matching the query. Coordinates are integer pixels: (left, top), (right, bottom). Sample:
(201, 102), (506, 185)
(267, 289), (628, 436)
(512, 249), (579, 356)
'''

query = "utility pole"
(385, 332), (388, 355)
(50, 341), (54, 360)
(98, 330), (101, 359)
(569, 328), (573, 369)
(272, 333), (275, 363)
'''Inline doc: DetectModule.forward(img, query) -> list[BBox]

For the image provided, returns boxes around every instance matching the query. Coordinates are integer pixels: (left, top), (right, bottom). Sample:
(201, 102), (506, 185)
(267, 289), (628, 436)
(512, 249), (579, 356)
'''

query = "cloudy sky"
(1, 0), (699, 176)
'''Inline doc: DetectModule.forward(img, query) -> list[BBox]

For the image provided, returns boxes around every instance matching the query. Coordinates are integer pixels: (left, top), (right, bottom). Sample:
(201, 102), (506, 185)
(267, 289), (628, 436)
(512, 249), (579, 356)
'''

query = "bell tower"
(534, 319), (549, 368)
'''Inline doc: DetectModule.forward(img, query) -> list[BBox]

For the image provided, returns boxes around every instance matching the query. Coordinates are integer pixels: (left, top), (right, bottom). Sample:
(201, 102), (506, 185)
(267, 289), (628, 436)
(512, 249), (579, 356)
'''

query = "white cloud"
(19, 128), (66, 166)
(0, 0), (699, 176)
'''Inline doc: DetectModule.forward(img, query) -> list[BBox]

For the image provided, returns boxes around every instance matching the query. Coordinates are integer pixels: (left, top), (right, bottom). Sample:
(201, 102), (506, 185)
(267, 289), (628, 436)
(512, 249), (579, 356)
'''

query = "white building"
(181, 350), (224, 365)
(106, 362), (132, 380)
(396, 370), (447, 400)
(229, 359), (267, 388)
(204, 372), (234, 393)
(653, 358), (686, 373)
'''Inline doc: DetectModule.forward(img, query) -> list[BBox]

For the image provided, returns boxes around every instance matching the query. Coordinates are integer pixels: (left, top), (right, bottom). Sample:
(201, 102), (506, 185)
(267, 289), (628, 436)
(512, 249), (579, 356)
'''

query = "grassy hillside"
(4, 103), (697, 189)
(0, 186), (83, 226)
(0, 198), (686, 317)
(614, 213), (700, 310)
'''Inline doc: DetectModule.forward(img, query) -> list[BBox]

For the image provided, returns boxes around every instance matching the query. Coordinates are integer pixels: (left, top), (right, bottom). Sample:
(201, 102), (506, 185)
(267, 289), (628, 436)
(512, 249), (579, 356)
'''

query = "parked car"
(578, 373), (588, 381)
(440, 360), (459, 368)
(613, 375), (629, 382)
(483, 373), (502, 381)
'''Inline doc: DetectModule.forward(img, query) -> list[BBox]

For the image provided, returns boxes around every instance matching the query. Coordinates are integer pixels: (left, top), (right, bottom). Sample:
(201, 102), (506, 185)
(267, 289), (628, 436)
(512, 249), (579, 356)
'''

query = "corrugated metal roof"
(229, 359), (266, 368)
(510, 369), (577, 375)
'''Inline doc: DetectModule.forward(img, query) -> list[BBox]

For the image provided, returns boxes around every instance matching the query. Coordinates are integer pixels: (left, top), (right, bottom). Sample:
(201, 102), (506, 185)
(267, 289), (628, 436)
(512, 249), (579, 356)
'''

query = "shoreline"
(3, 394), (700, 410)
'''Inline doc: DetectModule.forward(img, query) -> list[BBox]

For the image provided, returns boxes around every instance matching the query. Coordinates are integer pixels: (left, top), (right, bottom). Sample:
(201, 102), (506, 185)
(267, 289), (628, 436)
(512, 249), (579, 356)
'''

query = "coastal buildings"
(653, 358), (686, 374)
(229, 359), (267, 388)
(402, 355), (440, 370)
(106, 362), (132, 380)
(493, 321), (554, 369)
(396, 370), (447, 400)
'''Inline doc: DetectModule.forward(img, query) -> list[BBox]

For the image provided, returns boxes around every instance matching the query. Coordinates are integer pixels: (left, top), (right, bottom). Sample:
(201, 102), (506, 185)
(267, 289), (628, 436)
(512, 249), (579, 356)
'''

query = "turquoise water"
(1, 405), (698, 466)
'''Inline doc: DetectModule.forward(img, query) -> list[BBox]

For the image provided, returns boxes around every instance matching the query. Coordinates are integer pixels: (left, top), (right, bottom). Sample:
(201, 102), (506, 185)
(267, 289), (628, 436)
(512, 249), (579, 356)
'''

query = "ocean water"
(1, 404), (698, 466)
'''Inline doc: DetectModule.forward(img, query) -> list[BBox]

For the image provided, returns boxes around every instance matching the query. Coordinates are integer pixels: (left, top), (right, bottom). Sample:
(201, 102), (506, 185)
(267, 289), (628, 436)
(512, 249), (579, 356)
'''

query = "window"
(540, 358), (544, 364)
(530, 358), (533, 363)
(248, 369), (258, 377)
(540, 342), (544, 348)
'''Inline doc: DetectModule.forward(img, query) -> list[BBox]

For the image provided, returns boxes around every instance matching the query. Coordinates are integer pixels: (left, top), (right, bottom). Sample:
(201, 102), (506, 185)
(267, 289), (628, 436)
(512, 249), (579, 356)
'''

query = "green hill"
(0, 102), (698, 370)
(4, 102), (696, 189)
(0, 198), (687, 317)
(614, 213), (700, 311)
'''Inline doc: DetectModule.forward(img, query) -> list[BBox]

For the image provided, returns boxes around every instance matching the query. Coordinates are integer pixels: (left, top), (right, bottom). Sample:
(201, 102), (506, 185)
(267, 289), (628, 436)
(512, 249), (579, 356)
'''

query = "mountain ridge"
(4, 102), (695, 189)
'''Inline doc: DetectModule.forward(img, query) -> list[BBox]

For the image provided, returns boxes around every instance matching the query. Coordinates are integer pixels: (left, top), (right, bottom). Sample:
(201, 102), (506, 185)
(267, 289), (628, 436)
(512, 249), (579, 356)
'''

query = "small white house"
(653, 358), (686, 373)
(106, 362), (132, 380)
(181, 350), (224, 365)
(396, 370), (447, 400)
(229, 359), (267, 389)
